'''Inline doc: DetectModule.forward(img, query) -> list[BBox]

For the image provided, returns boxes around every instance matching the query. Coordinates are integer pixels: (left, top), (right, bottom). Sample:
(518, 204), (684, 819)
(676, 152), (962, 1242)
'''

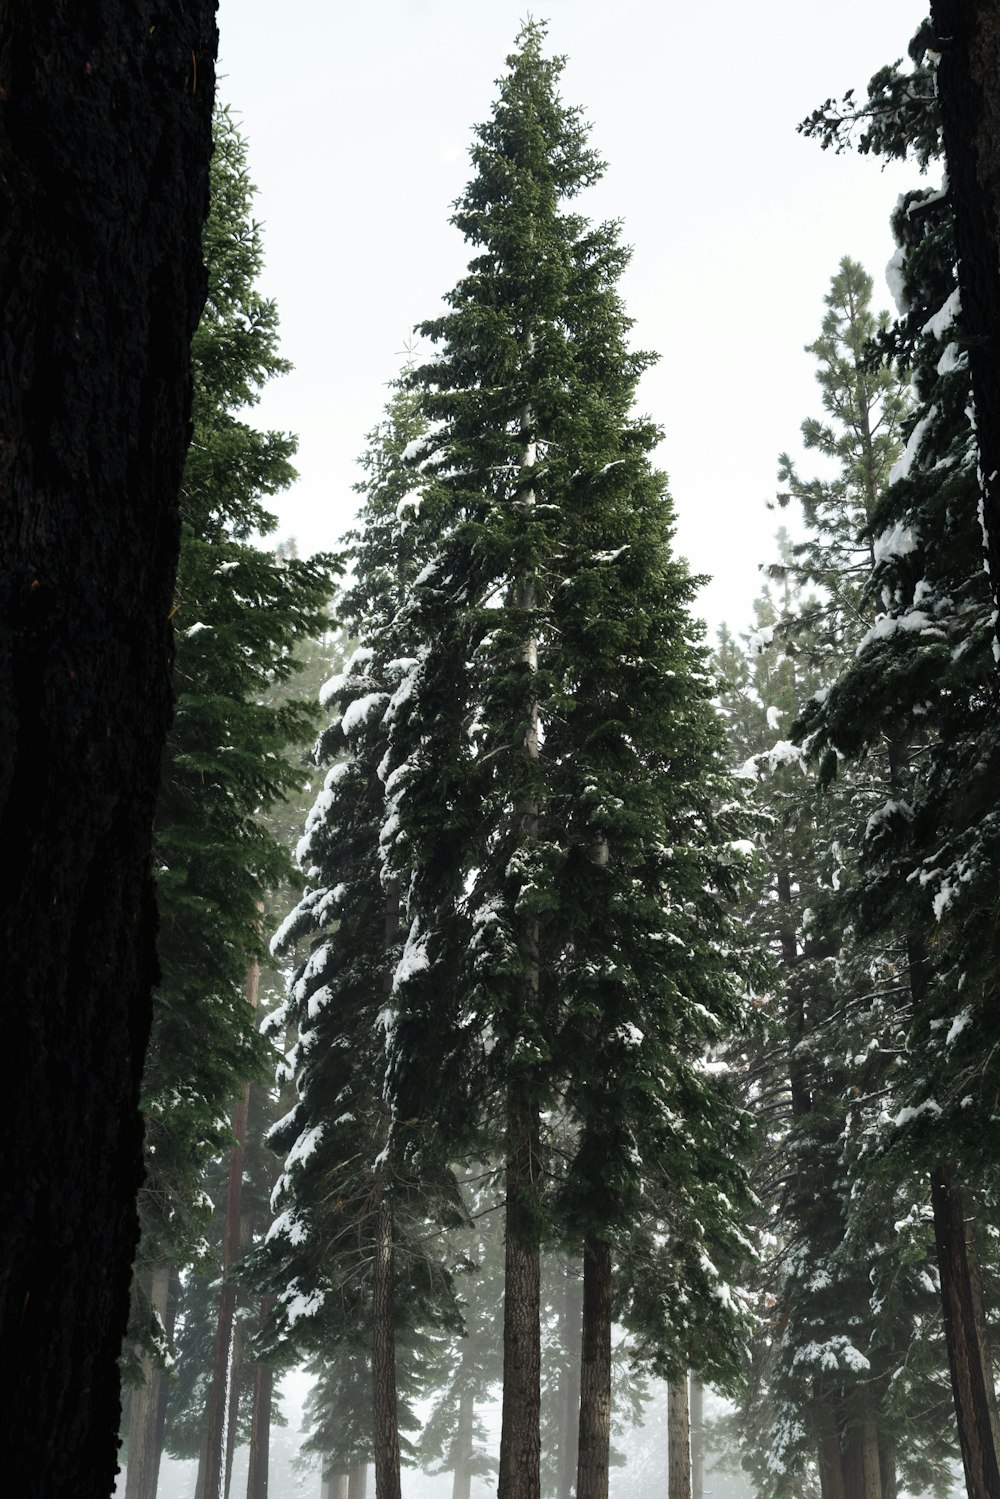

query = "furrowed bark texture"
(930, 0), (1000, 624)
(930, 1163), (1000, 1498)
(575, 1239), (612, 1499)
(0, 5), (217, 1495)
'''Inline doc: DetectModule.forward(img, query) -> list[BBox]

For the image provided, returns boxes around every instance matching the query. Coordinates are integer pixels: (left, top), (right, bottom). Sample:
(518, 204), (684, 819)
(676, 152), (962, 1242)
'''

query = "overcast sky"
(214, 0), (930, 638)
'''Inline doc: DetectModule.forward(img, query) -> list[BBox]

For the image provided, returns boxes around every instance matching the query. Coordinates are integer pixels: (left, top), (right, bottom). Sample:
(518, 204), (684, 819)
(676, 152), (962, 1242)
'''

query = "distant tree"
(0, 8), (218, 1494)
(120, 107), (338, 1499)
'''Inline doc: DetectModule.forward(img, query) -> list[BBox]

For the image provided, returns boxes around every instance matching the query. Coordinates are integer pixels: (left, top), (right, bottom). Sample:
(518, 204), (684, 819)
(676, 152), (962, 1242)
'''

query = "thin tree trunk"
(930, 1162), (1000, 1498)
(558, 1263), (584, 1499)
(202, 962), (260, 1499)
(667, 1378), (691, 1499)
(372, 1193), (402, 1499)
(451, 1385), (476, 1499)
(153, 1269), (182, 1498)
(499, 398), (543, 1499)
(689, 1378), (703, 1499)
(223, 1313), (244, 1499)
(498, 1086), (542, 1499)
(575, 1240), (612, 1499)
(0, 9), (217, 1494)
(125, 1265), (173, 1499)
(348, 1463), (368, 1499)
(246, 1295), (274, 1499)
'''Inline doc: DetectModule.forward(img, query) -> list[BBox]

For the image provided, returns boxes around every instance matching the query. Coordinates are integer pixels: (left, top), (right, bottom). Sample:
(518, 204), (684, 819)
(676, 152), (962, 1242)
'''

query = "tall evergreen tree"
(376, 26), (760, 1499)
(0, 8), (218, 1494)
(800, 36), (1000, 1497)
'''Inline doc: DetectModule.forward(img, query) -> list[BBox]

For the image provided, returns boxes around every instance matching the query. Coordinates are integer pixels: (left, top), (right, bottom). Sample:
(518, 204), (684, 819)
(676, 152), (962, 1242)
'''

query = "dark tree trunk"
(498, 1085), (542, 1499)
(575, 1239), (612, 1499)
(930, 0), (1000, 629)
(558, 1262), (583, 1499)
(689, 1379), (703, 1499)
(246, 1297), (274, 1499)
(125, 1264), (173, 1499)
(0, 6), (217, 1495)
(372, 1193), (402, 1499)
(930, 1162), (1000, 1498)
(877, 1431), (897, 1499)
(667, 1378), (690, 1499)
(813, 1397), (846, 1499)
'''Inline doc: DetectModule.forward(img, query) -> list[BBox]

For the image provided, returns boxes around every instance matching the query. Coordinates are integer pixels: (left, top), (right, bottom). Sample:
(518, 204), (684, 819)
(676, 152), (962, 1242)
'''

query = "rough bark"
(558, 1263), (584, 1499)
(841, 1420), (881, 1499)
(372, 1194), (402, 1499)
(246, 1296), (275, 1499)
(689, 1378), (704, 1499)
(202, 962), (260, 1499)
(124, 1265), (173, 1499)
(575, 1239), (612, 1499)
(498, 1087), (542, 1499)
(930, 1162), (1000, 1498)
(667, 1377), (691, 1499)
(813, 1397), (847, 1499)
(0, 6), (217, 1494)
(877, 1431), (897, 1499)
(930, 0), (1000, 628)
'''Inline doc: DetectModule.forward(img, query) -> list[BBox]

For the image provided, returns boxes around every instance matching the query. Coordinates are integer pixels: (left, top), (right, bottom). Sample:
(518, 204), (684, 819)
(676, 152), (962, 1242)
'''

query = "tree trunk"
(451, 1383), (475, 1499)
(558, 1263), (584, 1499)
(246, 1296), (274, 1499)
(929, 0), (1000, 630)
(877, 1431), (897, 1499)
(667, 1378), (691, 1499)
(348, 1463), (368, 1499)
(689, 1379), (704, 1499)
(930, 1162), (1000, 1498)
(333, 1475), (348, 1499)
(223, 1313), (244, 1499)
(498, 1086), (542, 1499)
(372, 1193), (402, 1499)
(0, 8), (217, 1494)
(576, 1240), (612, 1499)
(841, 1420), (881, 1499)
(203, 962), (259, 1499)
(125, 1265), (173, 1499)
(813, 1397), (846, 1499)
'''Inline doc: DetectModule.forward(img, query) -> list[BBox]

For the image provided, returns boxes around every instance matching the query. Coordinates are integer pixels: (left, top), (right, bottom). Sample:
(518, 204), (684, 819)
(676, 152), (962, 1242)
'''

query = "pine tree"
(120, 106), (338, 1499)
(0, 8), (218, 1493)
(376, 26), (760, 1499)
(257, 375), (464, 1499)
(799, 37), (1000, 1497)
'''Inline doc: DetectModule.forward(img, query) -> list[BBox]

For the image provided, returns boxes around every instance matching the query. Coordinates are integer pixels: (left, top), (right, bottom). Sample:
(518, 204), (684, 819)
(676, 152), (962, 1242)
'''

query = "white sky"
(215, 0), (931, 638)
